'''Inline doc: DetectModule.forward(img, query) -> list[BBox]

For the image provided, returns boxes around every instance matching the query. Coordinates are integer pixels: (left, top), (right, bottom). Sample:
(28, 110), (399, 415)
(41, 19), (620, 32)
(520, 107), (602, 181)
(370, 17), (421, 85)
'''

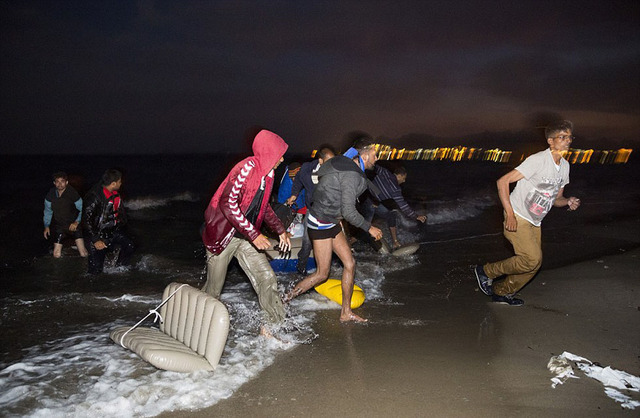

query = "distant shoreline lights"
(331, 144), (632, 165)
(312, 145), (632, 164)
(562, 148), (632, 164)
(374, 144), (512, 163)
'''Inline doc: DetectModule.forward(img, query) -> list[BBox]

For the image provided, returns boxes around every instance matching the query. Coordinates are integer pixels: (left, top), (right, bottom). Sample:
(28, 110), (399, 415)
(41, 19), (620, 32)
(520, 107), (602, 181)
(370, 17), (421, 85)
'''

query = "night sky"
(1, 0), (639, 154)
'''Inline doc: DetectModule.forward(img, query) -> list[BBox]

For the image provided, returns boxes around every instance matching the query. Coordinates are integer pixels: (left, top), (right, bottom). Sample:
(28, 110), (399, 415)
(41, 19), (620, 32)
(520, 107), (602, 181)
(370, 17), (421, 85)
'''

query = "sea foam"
(0, 256), (402, 417)
(125, 192), (199, 211)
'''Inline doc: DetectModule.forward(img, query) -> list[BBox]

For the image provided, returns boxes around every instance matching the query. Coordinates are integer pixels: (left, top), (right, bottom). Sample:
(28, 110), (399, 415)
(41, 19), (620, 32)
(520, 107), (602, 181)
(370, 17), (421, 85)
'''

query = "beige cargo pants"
(483, 213), (543, 296)
(203, 237), (285, 324)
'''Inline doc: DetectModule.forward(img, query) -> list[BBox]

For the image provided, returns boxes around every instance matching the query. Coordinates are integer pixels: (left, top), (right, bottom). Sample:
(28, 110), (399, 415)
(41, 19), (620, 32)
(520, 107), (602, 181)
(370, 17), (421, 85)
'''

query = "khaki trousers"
(483, 214), (542, 296)
(203, 237), (285, 324)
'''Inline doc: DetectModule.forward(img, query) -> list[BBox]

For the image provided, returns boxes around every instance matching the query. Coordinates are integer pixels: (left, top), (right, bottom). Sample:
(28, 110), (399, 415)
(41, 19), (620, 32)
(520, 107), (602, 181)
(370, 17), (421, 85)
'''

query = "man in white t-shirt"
(474, 120), (581, 306)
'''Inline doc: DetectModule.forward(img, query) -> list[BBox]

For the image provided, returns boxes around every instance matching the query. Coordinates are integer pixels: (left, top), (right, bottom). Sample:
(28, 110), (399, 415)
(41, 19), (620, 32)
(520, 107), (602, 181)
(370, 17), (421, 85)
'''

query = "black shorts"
(53, 224), (83, 243)
(308, 224), (342, 241)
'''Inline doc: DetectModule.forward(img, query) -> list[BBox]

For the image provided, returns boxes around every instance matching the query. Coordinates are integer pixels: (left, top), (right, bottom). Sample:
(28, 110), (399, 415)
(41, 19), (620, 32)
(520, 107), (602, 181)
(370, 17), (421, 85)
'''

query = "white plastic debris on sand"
(548, 351), (640, 410)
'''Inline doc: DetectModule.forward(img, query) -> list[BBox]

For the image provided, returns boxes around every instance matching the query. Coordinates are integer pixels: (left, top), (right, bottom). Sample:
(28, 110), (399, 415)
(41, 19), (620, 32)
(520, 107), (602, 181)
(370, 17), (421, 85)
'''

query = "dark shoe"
(474, 265), (493, 296)
(491, 294), (524, 306)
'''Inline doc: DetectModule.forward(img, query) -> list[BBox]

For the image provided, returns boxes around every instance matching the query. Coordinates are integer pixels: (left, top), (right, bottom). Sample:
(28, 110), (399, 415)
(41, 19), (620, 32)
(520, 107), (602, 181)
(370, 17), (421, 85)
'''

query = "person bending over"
(286, 138), (382, 323)
(363, 165), (426, 250)
(83, 169), (135, 274)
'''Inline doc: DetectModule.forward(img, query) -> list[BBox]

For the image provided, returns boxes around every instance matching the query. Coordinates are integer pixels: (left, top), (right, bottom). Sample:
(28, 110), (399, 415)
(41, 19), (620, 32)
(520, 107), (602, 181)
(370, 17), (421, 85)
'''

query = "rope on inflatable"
(117, 283), (189, 348)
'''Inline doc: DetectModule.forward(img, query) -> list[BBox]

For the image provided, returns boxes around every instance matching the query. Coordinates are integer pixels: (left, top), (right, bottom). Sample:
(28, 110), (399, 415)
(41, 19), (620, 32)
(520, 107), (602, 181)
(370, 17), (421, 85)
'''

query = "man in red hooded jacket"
(202, 130), (291, 326)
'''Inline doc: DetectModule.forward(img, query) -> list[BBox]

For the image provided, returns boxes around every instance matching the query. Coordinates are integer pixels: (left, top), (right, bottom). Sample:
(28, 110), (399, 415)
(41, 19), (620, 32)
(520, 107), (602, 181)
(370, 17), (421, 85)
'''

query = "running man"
(474, 120), (581, 305)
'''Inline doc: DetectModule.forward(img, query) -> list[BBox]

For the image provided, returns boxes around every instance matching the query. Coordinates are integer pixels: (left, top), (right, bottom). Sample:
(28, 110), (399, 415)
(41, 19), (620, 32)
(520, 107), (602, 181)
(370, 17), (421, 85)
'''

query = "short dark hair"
(353, 137), (375, 154)
(288, 161), (301, 171)
(393, 166), (407, 176)
(101, 169), (122, 186)
(545, 120), (573, 139)
(52, 171), (67, 181)
(317, 144), (336, 160)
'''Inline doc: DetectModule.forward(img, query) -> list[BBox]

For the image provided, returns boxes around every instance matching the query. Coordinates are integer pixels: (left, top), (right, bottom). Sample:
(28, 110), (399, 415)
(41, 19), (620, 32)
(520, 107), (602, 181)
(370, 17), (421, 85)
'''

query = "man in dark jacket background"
(82, 169), (135, 274)
(363, 164), (427, 250)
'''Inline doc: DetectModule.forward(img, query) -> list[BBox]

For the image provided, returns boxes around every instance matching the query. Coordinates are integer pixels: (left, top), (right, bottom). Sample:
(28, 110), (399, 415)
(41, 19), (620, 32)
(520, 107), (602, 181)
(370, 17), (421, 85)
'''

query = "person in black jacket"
(82, 169), (134, 274)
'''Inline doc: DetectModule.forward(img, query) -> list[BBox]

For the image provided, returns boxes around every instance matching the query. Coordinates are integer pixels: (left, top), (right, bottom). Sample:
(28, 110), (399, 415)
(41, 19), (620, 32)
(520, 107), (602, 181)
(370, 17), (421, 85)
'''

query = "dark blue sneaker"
(491, 294), (524, 306)
(474, 265), (493, 296)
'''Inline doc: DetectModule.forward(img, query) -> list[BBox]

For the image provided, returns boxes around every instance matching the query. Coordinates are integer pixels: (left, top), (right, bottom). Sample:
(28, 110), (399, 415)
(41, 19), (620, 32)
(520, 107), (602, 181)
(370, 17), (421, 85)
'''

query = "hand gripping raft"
(110, 282), (230, 373)
(265, 236), (316, 272)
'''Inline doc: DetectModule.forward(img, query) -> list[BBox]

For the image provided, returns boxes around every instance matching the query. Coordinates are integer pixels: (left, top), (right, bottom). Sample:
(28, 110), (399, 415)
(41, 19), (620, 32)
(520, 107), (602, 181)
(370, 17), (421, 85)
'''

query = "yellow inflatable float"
(314, 279), (365, 309)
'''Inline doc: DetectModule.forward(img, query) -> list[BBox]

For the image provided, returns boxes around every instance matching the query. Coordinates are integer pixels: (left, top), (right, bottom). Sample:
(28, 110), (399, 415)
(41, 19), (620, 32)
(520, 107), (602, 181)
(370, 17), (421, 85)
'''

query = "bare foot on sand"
(260, 325), (292, 345)
(283, 288), (299, 304)
(260, 325), (281, 340)
(260, 325), (272, 338)
(340, 311), (367, 323)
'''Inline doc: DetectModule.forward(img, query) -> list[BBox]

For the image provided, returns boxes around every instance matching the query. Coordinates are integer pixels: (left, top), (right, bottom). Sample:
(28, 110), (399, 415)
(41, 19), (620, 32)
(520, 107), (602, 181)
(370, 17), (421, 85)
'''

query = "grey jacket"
(309, 155), (371, 232)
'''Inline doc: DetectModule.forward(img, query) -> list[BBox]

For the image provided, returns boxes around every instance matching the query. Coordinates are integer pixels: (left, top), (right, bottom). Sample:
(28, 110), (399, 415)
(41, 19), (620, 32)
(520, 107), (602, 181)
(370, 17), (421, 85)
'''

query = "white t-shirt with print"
(510, 149), (570, 226)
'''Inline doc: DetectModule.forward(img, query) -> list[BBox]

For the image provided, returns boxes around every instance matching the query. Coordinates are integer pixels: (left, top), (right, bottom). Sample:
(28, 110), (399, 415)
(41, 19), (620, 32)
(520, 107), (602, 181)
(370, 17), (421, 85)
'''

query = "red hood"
(202, 129), (289, 254)
(252, 130), (288, 177)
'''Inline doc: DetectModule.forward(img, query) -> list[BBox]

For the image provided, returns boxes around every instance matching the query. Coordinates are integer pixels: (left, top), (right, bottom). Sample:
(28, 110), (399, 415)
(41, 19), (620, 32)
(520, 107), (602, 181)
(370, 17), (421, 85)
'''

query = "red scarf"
(102, 187), (121, 219)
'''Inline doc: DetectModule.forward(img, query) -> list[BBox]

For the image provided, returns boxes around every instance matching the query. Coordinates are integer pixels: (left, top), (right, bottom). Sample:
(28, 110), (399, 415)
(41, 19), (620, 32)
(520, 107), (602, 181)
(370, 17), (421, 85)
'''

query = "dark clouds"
(1, 0), (639, 154)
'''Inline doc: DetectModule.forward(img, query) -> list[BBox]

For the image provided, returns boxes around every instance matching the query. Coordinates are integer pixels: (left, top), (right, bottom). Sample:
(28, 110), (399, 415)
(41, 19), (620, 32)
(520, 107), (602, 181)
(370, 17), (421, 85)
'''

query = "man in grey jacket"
(285, 138), (382, 323)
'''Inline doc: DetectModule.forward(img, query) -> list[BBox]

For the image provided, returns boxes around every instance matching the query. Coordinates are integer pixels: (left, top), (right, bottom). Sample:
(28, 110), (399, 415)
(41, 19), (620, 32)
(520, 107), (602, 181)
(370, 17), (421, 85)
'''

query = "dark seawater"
(1, 154), (639, 417)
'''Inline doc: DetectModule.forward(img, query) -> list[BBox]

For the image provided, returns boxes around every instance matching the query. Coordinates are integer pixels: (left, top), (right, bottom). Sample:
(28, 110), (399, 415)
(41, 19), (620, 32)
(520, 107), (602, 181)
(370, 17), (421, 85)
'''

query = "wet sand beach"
(165, 217), (640, 417)
(3, 157), (639, 416)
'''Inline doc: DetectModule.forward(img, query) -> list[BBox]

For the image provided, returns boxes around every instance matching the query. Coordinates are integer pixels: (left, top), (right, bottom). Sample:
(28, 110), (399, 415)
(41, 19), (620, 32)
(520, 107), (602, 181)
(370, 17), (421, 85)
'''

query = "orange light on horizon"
(310, 145), (631, 165)
(367, 145), (514, 163)
(564, 148), (632, 164)
(614, 148), (633, 163)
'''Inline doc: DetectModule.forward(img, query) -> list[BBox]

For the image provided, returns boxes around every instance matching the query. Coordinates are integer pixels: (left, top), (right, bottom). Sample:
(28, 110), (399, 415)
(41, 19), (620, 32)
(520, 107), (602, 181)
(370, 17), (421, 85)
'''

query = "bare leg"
(75, 238), (89, 257)
(285, 237), (333, 302)
(53, 243), (63, 258)
(332, 231), (366, 323)
(390, 226), (400, 249)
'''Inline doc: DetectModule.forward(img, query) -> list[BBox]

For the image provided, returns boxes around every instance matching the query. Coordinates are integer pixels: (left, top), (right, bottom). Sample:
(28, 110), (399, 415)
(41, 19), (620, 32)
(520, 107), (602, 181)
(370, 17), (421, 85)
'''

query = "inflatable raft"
(265, 236), (316, 273)
(315, 279), (365, 309)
